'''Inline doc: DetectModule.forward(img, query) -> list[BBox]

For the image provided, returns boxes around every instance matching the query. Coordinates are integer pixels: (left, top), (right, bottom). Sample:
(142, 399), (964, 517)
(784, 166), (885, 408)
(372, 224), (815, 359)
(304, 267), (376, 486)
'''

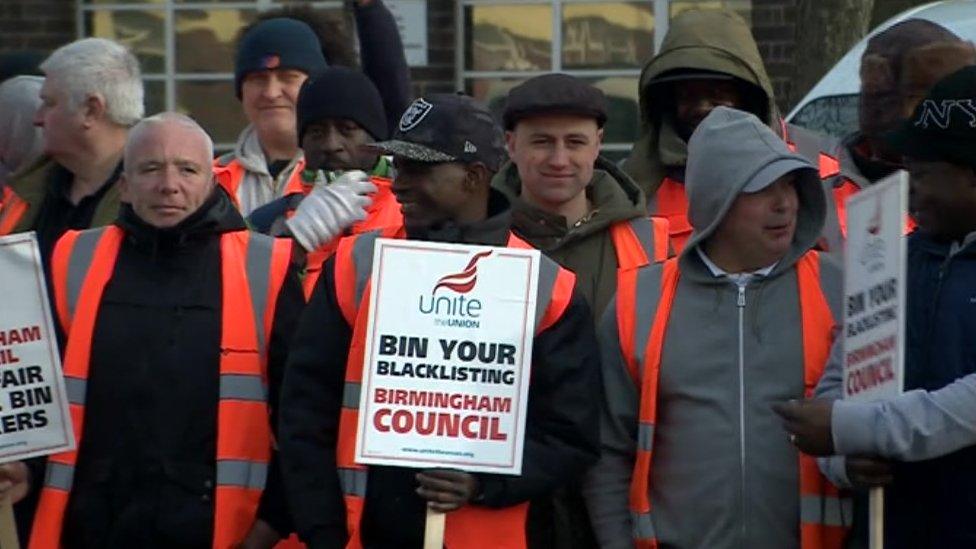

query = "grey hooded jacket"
(584, 107), (843, 549)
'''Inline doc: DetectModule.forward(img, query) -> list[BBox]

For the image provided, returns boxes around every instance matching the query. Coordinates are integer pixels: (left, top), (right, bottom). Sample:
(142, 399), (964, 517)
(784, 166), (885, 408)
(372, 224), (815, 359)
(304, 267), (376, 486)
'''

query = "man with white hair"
(0, 112), (304, 548)
(0, 38), (140, 264)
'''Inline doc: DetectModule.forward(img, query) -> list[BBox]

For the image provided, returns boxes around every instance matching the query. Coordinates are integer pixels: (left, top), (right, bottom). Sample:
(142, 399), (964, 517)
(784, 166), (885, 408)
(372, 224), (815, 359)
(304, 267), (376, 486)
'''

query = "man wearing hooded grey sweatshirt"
(584, 107), (849, 548)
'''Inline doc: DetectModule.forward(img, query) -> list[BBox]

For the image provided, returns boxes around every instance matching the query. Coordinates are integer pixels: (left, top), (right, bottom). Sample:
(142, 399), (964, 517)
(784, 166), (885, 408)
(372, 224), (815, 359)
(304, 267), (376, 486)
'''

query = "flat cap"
(503, 73), (608, 130)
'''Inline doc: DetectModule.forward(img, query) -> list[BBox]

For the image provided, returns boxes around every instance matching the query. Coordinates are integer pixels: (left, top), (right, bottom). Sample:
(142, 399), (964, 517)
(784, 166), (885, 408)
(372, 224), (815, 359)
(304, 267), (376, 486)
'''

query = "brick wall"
(412, 0), (457, 96)
(751, 0), (798, 112)
(0, 0), (74, 53)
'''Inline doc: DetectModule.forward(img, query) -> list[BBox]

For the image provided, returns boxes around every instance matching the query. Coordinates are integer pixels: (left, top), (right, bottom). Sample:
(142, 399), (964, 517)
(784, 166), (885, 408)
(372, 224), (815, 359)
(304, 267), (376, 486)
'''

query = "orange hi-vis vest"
(609, 216), (672, 269)
(330, 227), (576, 549)
(33, 225), (292, 549)
(649, 178), (692, 254)
(299, 177), (402, 299)
(0, 185), (28, 236)
(616, 252), (850, 549)
(784, 124), (915, 247)
(214, 154), (306, 212)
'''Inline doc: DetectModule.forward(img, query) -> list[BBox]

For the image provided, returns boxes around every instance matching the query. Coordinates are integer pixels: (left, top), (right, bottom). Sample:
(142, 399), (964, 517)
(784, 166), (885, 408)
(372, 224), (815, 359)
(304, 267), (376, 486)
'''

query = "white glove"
(286, 170), (377, 252)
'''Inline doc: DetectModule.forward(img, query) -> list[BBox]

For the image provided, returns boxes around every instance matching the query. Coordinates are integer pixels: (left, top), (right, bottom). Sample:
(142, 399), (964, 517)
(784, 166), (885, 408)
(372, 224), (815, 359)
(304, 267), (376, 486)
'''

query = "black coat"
(278, 192), (603, 549)
(29, 190), (304, 548)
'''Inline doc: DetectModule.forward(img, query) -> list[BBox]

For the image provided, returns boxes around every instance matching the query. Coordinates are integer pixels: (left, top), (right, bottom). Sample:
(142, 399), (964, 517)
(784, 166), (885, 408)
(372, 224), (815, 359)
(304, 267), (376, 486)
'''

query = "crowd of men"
(0, 1), (975, 547)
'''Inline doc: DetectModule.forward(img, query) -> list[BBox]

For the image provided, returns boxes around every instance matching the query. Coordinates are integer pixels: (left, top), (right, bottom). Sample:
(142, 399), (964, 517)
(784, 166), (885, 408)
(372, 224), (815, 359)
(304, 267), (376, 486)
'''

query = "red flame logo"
(432, 250), (493, 294)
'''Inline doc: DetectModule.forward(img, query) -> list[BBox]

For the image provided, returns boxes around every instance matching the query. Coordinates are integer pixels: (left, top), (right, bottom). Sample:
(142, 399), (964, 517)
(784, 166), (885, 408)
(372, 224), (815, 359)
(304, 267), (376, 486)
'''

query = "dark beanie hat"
(234, 18), (327, 99)
(297, 67), (388, 141)
(887, 65), (976, 170)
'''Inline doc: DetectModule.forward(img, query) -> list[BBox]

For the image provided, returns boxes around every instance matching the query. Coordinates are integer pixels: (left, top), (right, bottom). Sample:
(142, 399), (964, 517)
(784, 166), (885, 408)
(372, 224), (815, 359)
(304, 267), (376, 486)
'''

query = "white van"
(786, 0), (976, 137)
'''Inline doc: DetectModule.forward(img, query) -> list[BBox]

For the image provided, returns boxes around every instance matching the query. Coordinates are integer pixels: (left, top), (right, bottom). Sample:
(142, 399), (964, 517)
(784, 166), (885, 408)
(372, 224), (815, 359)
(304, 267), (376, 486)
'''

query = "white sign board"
(842, 171), (908, 401)
(386, 0), (428, 67)
(0, 233), (74, 461)
(355, 238), (539, 474)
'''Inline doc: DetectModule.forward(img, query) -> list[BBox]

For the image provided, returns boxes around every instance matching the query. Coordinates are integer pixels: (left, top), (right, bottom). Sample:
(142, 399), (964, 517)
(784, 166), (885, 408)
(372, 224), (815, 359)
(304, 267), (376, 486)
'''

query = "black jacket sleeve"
(277, 258), (350, 549)
(475, 292), (603, 506)
(354, 0), (412, 134)
(257, 256), (306, 537)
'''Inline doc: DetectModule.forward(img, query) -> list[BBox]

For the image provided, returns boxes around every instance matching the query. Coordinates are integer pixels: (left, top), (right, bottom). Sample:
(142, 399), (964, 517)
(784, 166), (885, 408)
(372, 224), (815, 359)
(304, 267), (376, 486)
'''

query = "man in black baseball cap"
(495, 72), (671, 549)
(278, 93), (602, 547)
(369, 93), (509, 233)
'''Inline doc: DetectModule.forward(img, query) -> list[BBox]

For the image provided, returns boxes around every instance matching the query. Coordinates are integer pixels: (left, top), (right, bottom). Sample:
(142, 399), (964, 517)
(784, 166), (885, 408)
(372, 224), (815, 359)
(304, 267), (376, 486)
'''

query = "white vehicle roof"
(787, 0), (976, 121)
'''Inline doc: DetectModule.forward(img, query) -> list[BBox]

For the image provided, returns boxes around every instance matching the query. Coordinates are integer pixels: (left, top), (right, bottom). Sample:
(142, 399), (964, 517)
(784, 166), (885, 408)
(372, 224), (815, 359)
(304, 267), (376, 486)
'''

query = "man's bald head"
(124, 112), (214, 175)
(120, 112), (217, 228)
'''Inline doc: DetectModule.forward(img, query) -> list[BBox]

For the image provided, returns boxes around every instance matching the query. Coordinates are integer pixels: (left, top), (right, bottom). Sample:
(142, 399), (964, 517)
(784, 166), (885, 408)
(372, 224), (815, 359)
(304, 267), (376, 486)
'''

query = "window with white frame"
(457, 0), (751, 161)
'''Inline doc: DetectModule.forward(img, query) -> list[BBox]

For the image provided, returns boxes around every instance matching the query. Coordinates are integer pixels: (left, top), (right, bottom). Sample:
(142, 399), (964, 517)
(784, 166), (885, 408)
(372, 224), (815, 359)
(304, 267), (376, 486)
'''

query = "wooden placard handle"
(0, 493), (19, 549)
(423, 506), (446, 549)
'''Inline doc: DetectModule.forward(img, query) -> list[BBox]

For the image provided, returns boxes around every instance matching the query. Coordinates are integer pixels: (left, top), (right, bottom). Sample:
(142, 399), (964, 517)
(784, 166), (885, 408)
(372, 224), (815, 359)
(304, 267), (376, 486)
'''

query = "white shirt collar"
(696, 246), (778, 283)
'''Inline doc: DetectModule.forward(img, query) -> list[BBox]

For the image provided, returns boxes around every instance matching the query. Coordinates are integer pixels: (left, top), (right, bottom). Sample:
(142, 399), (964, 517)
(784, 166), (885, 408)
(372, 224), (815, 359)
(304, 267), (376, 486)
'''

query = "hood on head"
(682, 107), (825, 271)
(621, 8), (778, 196)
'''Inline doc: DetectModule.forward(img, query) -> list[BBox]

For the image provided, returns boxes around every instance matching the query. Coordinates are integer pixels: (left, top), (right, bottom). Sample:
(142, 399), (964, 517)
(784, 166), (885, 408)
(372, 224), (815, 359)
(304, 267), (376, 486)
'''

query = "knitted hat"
(234, 18), (327, 98)
(297, 67), (388, 141)
(887, 65), (976, 170)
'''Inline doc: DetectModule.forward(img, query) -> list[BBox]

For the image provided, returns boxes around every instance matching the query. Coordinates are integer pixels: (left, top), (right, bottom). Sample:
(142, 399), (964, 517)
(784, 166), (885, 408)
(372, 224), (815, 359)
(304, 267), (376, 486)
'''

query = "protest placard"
(0, 233), (74, 460)
(0, 232), (76, 548)
(843, 170), (909, 549)
(843, 171), (907, 401)
(354, 238), (540, 475)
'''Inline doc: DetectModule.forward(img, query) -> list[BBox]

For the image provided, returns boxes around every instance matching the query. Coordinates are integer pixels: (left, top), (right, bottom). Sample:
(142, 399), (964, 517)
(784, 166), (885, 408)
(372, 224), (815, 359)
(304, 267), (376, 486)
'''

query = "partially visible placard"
(0, 232), (74, 461)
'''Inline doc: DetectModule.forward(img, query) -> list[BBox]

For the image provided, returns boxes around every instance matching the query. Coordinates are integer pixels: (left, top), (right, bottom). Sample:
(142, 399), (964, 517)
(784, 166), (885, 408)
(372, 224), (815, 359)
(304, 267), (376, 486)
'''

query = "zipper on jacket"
(736, 282), (747, 547)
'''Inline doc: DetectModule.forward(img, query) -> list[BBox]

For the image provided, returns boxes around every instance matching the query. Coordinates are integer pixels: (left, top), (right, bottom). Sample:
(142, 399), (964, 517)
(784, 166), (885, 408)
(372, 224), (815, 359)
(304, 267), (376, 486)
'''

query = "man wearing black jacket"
(0, 113), (304, 548)
(278, 95), (602, 548)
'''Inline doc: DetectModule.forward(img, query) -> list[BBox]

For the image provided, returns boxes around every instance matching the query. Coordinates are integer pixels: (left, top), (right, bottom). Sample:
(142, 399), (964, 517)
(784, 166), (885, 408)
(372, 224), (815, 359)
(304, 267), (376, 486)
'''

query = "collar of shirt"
(696, 246), (777, 286)
(949, 230), (976, 258)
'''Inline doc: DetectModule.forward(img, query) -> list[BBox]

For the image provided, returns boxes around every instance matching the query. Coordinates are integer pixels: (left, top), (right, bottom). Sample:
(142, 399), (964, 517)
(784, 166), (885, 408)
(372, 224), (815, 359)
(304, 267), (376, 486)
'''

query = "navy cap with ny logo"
(368, 94), (507, 172)
(887, 65), (976, 167)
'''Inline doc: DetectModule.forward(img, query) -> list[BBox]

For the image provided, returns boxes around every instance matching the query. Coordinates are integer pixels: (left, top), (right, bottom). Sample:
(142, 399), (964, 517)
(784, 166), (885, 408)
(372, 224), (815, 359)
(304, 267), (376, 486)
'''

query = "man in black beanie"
(248, 67), (402, 296)
(214, 17), (328, 216)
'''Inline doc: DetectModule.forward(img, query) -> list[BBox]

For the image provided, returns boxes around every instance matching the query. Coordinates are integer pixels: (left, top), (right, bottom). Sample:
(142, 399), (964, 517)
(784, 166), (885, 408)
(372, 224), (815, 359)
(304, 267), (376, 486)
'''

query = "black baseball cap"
(886, 64), (976, 168)
(369, 94), (507, 171)
(503, 73), (608, 130)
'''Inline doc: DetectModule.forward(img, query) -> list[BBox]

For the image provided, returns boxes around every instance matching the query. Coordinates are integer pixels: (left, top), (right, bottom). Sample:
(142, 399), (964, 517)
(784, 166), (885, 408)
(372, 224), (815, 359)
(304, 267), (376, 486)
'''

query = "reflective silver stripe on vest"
(216, 459), (267, 490)
(631, 266), (664, 377)
(244, 233), (274, 357)
(351, 231), (383, 305)
(219, 374), (267, 402)
(64, 376), (87, 406)
(342, 382), (361, 410)
(44, 461), (74, 491)
(535, 256), (559, 329)
(637, 422), (654, 452)
(631, 510), (656, 541)
(815, 252), (843, 322)
(66, 228), (108, 322)
(800, 494), (852, 527)
(627, 217), (655, 262)
(338, 467), (367, 497)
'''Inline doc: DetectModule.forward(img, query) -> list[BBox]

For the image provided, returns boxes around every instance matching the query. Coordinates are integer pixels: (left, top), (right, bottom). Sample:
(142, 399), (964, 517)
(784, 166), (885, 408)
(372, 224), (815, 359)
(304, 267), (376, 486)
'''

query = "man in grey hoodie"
(584, 107), (849, 548)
